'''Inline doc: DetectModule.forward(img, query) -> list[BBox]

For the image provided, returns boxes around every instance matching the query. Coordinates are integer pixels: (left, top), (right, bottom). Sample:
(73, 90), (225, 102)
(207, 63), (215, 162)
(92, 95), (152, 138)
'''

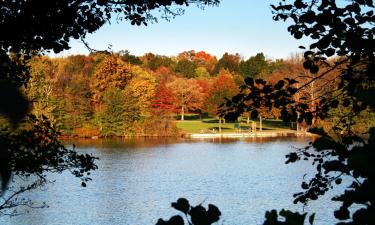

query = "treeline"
(22, 50), (374, 137)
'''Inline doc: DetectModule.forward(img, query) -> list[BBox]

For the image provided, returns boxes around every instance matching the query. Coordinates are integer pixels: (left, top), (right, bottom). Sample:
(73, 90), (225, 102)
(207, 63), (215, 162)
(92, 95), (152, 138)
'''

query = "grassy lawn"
(176, 117), (292, 134)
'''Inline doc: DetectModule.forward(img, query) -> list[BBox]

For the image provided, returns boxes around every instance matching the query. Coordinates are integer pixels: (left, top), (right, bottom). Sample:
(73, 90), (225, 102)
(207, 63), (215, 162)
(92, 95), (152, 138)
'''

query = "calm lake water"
(1, 137), (343, 225)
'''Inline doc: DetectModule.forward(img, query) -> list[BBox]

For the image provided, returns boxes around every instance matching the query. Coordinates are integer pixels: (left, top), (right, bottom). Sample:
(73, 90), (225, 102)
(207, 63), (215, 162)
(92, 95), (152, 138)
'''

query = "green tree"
(98, 87), (141, 137)
(65, 77), (93, 131)
(175, 58), (197, 78)
(213, 52), (241, 74)
(195, 66), (211, 78)
(143, 53), (176, 71)
(99, 88), (126, 137)
(239, 52), (269, 78)
(119, 50), (142, 65)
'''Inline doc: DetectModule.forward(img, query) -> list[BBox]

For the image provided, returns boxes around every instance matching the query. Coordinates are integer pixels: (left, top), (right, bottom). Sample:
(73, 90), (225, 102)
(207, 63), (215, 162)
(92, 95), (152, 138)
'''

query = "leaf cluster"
(156, 198), (221, 225)
(0, 114), (98, 193)
(221, 77), (318, 124)
(285, 127), (375, 224)
(263, 209), (315, 225)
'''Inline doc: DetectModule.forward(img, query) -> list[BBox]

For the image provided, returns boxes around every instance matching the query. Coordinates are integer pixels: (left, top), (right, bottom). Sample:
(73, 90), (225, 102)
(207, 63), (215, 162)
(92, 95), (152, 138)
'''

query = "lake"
(1, 137), (343, 225)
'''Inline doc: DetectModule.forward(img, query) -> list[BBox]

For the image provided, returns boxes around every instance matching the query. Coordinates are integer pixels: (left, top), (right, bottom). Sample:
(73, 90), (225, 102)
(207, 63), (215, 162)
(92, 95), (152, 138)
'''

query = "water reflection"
(62, 136), (315, 149)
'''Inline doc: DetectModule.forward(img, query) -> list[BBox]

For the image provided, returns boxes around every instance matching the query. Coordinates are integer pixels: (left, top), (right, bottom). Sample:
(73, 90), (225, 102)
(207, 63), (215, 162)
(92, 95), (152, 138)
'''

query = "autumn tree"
(167, 78), (204, 120)
(126, 66), (157, 117)
(91, 55), (133, 103)
(204, 70), (238, 117)
(26, 57), (58, 120)
(153, 66), (176, 84)
(152, 82), (176, 116)
(194, 51), (218, 74)
(177, 50), (196, 61)
(141, 82), (179, 136)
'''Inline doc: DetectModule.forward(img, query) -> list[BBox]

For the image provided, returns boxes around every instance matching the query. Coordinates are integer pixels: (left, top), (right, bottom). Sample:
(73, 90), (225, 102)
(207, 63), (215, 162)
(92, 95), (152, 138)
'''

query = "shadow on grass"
(202, 119), (219, 123)
(175, 114), (201, 120)
(208, 127), (231, 130)
(262, 120), (289, 129)
(239, 119), (290, 129)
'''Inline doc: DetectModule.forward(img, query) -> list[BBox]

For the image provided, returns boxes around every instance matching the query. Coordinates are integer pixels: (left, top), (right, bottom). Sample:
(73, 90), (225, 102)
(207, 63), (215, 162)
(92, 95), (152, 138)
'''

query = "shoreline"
(60, 131), (316, 140)
(187, 131), (315, 139)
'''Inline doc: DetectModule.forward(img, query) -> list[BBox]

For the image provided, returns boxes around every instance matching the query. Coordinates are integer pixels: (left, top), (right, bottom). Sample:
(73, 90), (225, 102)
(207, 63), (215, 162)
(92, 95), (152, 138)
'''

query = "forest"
(11, 50), (373, 138)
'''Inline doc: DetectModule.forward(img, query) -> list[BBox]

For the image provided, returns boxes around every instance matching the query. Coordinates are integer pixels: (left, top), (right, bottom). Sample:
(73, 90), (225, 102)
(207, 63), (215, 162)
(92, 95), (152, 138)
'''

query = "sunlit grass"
(175, 117), (292, 134)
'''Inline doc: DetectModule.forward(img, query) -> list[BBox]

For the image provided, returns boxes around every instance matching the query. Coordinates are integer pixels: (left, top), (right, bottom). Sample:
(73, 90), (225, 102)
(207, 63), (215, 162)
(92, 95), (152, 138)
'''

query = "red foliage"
(153, 66), (175, 83)
(196, 78), (212, 97)
(195, 51), (213, 63)
(151, 82), (176, 115)
(213, 70), (238, 94)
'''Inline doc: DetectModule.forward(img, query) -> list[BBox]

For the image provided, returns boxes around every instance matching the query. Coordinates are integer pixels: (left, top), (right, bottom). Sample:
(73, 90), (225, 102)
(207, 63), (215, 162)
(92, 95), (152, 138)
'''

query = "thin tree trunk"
(219, 117), (222, 133)
(259, 115), (262, 131)
(181, 106), (184, 121)
(247, 116), (250, 124)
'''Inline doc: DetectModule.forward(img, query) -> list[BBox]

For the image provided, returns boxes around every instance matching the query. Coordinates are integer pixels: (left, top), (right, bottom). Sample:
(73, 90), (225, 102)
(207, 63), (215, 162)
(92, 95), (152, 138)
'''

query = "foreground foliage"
(0, 115), (97, 215)
(156, 198), (221, 225)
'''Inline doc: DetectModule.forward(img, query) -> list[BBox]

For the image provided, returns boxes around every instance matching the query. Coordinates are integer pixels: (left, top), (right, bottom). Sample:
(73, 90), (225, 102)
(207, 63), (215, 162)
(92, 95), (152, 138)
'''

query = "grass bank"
(176, 117), (292, 134)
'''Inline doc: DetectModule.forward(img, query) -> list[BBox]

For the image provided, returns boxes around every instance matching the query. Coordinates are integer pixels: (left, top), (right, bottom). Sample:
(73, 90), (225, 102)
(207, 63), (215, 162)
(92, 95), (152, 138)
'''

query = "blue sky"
(58, 0), (311, 60)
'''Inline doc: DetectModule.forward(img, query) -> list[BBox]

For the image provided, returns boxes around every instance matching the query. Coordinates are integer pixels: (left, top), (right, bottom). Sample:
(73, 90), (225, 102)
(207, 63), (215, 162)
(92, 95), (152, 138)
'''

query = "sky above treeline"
(57, 0), (312, 60)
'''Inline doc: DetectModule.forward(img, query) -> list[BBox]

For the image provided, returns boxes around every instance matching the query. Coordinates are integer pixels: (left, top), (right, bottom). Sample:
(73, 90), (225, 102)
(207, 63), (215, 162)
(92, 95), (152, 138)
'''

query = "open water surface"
(1, 137), (343, 225)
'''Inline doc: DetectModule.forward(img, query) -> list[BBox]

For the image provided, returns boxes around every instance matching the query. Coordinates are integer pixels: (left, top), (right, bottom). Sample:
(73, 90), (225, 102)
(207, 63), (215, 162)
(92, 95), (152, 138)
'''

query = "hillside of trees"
(18, 50), (374, 138)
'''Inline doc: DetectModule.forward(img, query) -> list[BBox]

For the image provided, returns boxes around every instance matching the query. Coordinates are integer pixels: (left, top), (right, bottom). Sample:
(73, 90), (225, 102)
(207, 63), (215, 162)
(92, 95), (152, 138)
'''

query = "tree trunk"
(259, 115), (262, 131)
(219, 117), (222, 133)
(247, 116), (250, 124)
(181, 106), (184, 121)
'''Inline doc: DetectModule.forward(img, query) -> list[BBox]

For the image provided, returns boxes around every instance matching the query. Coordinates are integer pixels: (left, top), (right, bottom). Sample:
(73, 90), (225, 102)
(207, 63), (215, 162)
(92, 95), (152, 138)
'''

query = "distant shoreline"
(187, 131), (316, 139)
(60, 131), (316, 140)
